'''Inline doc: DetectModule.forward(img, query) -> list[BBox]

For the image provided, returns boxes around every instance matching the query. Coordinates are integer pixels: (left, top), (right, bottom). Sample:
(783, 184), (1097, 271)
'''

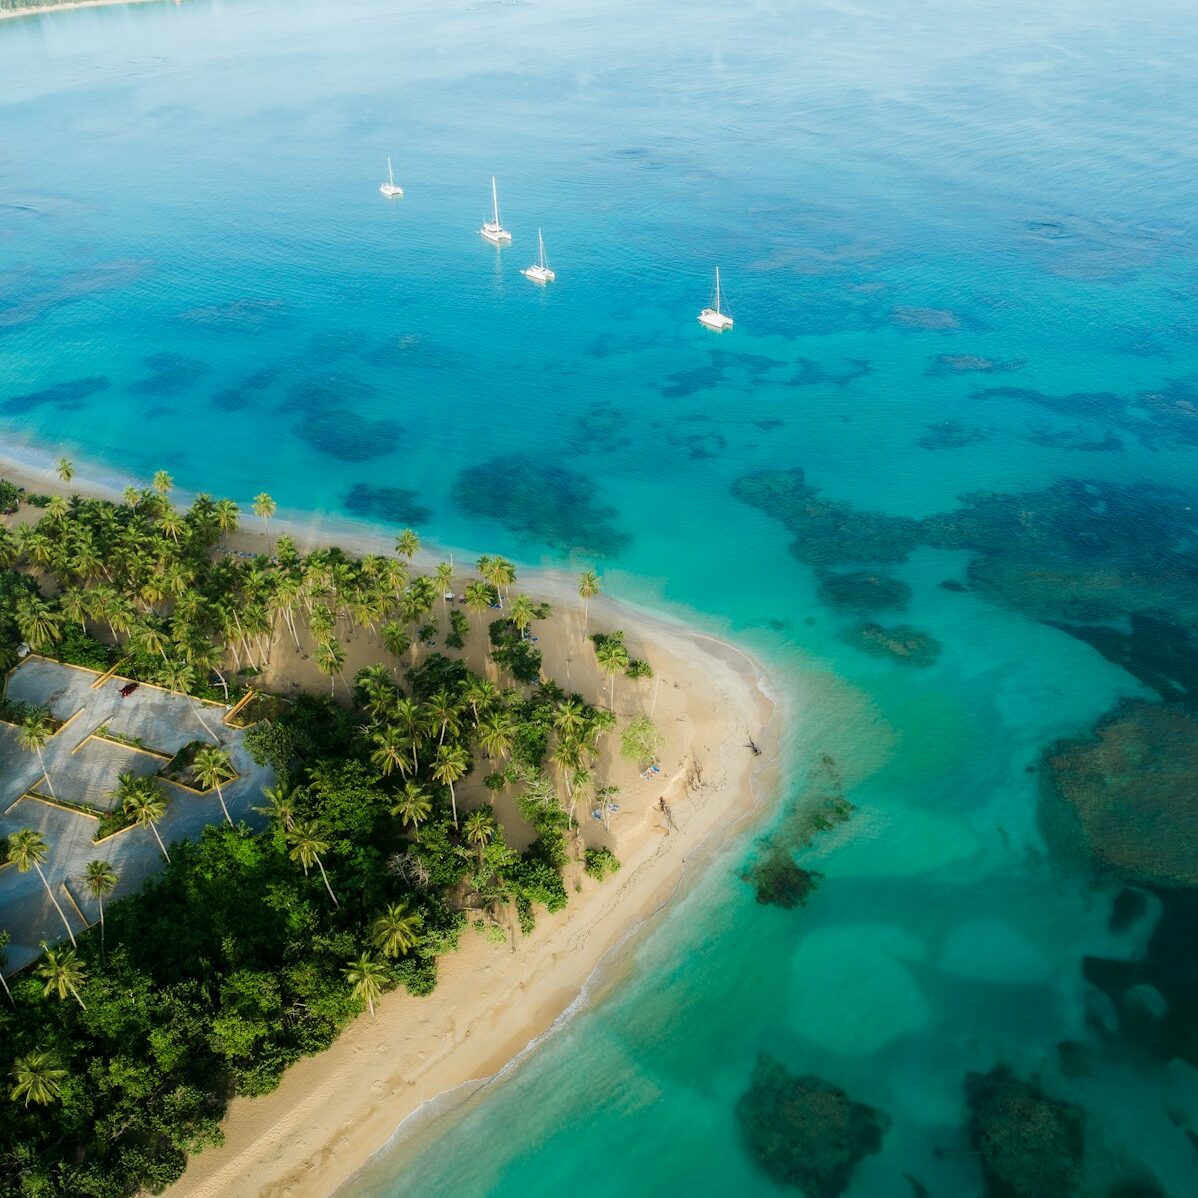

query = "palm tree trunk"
(0, 968), (12, 1007)
(150, 823), (171, 864)
(215, 783), (232, 825)
(449, 781), (459, 830)
(35, 746), (57, 800)
(314, 855), (339, 907)
(34, 864), (76, 947)
(190, 701), (219, 745)
(69, 984), (87, 1011)
(98, 899), (106, 964)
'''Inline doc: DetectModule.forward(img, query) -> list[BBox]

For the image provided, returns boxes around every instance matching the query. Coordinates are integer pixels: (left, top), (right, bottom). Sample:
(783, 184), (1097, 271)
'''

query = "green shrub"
(584, 847), (621, 881)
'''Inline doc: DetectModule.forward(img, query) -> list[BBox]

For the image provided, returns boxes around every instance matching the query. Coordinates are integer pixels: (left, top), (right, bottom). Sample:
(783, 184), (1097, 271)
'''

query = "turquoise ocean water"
(2, 0), (1198, 1193)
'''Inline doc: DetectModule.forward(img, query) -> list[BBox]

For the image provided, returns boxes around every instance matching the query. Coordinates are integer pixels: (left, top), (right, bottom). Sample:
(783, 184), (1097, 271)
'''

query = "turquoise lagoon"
(2, 0), (1197, 1193)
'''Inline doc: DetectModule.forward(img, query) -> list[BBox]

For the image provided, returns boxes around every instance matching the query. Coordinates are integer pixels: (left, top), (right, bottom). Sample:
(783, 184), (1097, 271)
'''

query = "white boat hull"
(480, 223), (511, 245)
(522, 264), (555, 283)
(698, 308), (734, 331)
(379, 183), (404, 198)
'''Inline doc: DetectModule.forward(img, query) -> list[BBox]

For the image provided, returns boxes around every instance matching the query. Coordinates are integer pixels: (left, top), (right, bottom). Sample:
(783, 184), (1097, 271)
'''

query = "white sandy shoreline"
(0, 0), (160, 22)
(0, 446), (790, 1198)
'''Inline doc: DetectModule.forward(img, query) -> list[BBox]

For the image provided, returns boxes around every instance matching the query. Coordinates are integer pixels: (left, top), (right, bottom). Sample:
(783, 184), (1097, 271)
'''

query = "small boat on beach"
(379, 157), (403, 199)
(480, 176), (512, 245)
(521, 229), (555, 283)
(698, 267), (733, 331)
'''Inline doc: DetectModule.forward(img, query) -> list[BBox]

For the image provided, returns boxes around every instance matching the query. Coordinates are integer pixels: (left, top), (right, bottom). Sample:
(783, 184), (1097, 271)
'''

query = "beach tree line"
(0, 474), (664, 1196)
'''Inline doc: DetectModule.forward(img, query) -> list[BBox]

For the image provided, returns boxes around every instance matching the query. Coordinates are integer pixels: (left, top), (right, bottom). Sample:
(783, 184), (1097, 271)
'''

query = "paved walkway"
(1, 658), (272, 974)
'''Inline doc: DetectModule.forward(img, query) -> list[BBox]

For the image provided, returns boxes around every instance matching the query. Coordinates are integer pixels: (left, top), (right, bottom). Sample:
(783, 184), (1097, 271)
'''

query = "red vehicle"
(119, 682), (139, 698)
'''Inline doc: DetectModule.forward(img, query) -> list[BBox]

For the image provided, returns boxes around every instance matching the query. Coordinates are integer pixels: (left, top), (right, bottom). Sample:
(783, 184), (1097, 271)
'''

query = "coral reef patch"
(841, 622), (941, 667)
(816, 570), (911, 613)
(2, 375), (110, 415)
(343, 483), (432, 527)
(736, 1054), (887, 1197)
(965, 1066), (1084, 1198)
(294, 410), (402, 462)
(451, 452), (630, 557)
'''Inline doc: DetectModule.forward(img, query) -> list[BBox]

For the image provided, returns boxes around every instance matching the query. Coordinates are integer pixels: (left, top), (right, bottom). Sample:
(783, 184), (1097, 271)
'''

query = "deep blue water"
(2, 1), (1198, 1194)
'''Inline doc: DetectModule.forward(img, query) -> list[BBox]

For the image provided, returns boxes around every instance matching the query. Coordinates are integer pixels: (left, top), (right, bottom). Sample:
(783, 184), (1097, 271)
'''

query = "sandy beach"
(0, 0), (161, 22)
(1, 449), (784, 1198)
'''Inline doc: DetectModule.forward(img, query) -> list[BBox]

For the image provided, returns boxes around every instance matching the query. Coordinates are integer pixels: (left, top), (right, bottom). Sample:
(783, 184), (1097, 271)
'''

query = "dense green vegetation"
(0, 475), (646, 1196)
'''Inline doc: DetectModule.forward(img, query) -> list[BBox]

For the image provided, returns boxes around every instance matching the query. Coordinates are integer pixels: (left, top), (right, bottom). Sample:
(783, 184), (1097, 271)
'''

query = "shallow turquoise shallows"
(3, 0), (1198, 1194)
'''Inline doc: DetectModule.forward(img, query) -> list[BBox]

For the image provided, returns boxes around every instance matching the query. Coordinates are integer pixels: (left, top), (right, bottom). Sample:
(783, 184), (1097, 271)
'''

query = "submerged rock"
(736, 1054), (888, 1197)
(965, 1067), (1084, 1198)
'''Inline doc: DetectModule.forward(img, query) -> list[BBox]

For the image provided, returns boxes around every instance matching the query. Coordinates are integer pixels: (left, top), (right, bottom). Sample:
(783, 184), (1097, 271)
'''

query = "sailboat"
(698, 267), (733, 331)
(479, 176), (512, 244)
(521, 228), (555, 283)
(379, 157), (403, 199)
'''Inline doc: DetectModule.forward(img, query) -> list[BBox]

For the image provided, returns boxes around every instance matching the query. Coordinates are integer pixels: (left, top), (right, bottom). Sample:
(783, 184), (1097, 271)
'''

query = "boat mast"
(714, 267), (722, 315)
(538, 229), (545, 268)
(387, 156), (394, 186)
(492, 176), (500, 226)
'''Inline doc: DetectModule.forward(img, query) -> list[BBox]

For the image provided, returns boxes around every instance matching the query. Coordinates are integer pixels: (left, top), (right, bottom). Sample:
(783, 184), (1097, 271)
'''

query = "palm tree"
(214, 498), (239, 547)
(255, 781), (297, 832)
(343, 952), (385, 1019)
(121, 775), (170, 863)
(10, 1051), (68, 1107)
(36, 942), (88, 1010)
(578, 569), (600, 636)
(394, 528), (420, 561)
(371, 726), (409, 778)
(432, 743), (469, 829)
(193, 746), (235, 824)
(287, 821), (338, 906)
(315, 639), (346, 696)
(390, 782), (432, 831)
(463, 580), (493, 630)
(371, 901), (422, 958)
(554, 697), (586, 740)
(491, 557), (517, 606)
(381, 620), (412, 663)
(14, 594), (62, 652)
(56, 458), (74, 485)
(80, 860), (118, 961)
(462, 808), (495, 865)
(392, 698), (427, 773)
(17, 713), (58, 801)
(462, 677), (497, 725)
(425, 689), (460, 745)
(478, 709), (516, 760)
(434, 561), (454, 617)
(595, 637), (630, 709)
(152, 470), (174, 498)
(7, 829), (76, 947)
(509, 594), (537, 640)
(158, 660), (220, 743)
(253, 492), (277, 542)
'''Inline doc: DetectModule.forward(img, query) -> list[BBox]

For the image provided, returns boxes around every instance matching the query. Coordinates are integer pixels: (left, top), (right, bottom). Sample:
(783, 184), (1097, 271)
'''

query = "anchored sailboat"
(522, 229), (555, 283)
(379, 157), (403, 199)
(698, 267), (733, 331)
(479, 176), (512, 245)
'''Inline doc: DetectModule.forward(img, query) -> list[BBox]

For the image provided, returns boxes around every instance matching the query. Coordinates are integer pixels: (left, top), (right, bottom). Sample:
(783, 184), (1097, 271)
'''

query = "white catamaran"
(698, 267), (733, 331)
(479, 176), (512, 244)
(522, 228), (555, 283)
(379, 157), (403, 199)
